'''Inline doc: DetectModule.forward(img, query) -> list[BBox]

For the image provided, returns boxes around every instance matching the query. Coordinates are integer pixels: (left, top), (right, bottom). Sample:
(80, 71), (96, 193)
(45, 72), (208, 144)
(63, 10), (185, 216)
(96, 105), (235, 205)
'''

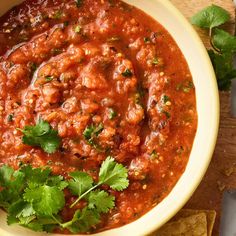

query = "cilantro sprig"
(69, 156), (128, 208)
(0, 165), (67, 232)
(0, 157), (129, 233)
(18, 119), (61, 154)
(191, 5), (236, 90)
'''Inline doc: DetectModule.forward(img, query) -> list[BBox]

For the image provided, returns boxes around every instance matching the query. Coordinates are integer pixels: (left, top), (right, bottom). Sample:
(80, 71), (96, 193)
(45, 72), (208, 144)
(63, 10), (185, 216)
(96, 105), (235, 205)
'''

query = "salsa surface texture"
(0, 0), (197, 233)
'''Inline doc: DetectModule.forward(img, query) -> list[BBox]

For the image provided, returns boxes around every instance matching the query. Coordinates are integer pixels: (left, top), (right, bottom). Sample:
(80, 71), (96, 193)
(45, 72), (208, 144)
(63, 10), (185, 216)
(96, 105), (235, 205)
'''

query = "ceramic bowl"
(0, 0), (219, 235)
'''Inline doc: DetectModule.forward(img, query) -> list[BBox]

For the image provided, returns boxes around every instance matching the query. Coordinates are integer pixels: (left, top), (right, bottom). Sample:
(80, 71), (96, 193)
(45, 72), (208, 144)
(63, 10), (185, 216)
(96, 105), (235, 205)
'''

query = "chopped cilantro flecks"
(74, 25), (82, 33)
(144, 37), (151, 43)
(83, 123), (103, 149)
(176, 80), (194, 93)
(29, 62), (37, 73)
(122, 69), (133, 77)
(45, 76), (53, 82)
(134, 93), (142, 105)
(152, 57), (159, 65)
(150, 150), (159, 159)
(0, 158), (129, 233)
(108, 108), (117, 120)
(18, 119), (61, 154)
(162, 95), (170, 104)
(52, 10), (63, 19)
(7, 114), (14, 122)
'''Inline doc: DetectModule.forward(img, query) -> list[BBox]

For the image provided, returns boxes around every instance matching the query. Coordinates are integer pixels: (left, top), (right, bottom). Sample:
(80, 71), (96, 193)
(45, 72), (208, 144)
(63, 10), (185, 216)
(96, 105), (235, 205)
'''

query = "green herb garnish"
(208, 50), (236, 90)
(18, 119), (61, 154)
(162, 94), (170, 104)
(108, 108), (117, 120)
(162, 110), (171, 119)
(0, 157), (129, 233)
(75, 0), (83, 7)
(122, 69), (133, 77)
(150, 150), (159, 159)
(191, 5), (236, 90)
(29, 62), (37, 73)
(0, 165), (67, 232)
(144, 37), (151, 43)
(212, 28), (236, 53)
(176, 80), (194, 93)
(52, 10), (63, 19)
(69, 156), (128, 208)
(191, 5), (230, 33)
(45, 76), (53, 82)
(83, 123), (103, 149)
(7, 114), (14, 122)
(63, 21), (69, 27)
(152, 57), (159, 65)
(74, 25), (82, 33)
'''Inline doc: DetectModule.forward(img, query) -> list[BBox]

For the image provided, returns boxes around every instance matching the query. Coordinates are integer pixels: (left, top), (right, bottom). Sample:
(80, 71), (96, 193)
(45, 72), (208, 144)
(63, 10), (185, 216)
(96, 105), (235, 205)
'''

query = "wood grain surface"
(167, 1), (235, 235)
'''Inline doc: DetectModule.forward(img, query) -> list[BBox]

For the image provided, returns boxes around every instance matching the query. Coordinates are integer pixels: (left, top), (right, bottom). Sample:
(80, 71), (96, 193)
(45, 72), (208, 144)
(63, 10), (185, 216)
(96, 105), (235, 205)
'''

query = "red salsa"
(0, 0), (197, 233)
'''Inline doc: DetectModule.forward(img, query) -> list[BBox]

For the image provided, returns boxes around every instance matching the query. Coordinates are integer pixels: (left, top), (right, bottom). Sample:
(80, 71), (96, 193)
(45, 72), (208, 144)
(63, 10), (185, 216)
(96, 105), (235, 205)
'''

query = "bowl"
(0, 0), (219, 235)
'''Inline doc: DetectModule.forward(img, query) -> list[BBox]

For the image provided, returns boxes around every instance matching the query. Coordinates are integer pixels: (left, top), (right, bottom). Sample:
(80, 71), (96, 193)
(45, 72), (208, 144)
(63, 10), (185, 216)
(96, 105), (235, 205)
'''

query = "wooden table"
(169, 1), (236, 235)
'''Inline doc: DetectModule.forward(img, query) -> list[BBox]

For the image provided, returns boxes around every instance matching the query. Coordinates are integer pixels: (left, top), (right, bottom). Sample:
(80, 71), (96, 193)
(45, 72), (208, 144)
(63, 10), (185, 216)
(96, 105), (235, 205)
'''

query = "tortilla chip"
(173, 209), (216, 236)
(155, 213), (208, 236)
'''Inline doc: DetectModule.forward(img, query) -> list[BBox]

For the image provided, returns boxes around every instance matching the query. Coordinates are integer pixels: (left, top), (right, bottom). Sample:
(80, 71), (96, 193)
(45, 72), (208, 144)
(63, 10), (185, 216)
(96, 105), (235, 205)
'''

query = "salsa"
(0, 0), (197, 234)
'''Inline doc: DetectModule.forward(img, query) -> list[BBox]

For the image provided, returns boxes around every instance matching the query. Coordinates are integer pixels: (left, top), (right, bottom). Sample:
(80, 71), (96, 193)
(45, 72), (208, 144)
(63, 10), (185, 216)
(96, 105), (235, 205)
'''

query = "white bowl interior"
(0, 0), (219, 236)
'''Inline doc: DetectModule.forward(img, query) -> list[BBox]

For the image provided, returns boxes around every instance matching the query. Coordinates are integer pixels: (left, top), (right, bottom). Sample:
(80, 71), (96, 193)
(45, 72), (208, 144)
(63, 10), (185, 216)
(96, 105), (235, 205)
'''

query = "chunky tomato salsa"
(0, 0), (197, 234)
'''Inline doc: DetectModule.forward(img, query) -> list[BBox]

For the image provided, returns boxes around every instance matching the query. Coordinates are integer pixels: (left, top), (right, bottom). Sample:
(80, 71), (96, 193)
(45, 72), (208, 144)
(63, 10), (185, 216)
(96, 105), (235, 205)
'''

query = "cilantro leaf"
(192, 5), (236, 91)
(98, 156), (129, 191)
(62, 208), (100, 233)
(68, 171), (93, 196)
(0, 166), (25, 204)
(21, 165), (51, 188)
(23, 221), (44, 232)
(0, 159), (129, 234)
(87, 190), (115, 213)
(212, 28), (236, 53)
(39, 130), (61, 154)
(7, 200), (35, 225)
(208, 50), (236, 90)
(20, 119), (61, 154)
(0, 165), (14, 187)
(191, 5), (230, 30)
(22, 119), (50, 137)
(11, 171), (25, 191)
(46, 175), (68, 190)
(23, 185), (65, 216)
